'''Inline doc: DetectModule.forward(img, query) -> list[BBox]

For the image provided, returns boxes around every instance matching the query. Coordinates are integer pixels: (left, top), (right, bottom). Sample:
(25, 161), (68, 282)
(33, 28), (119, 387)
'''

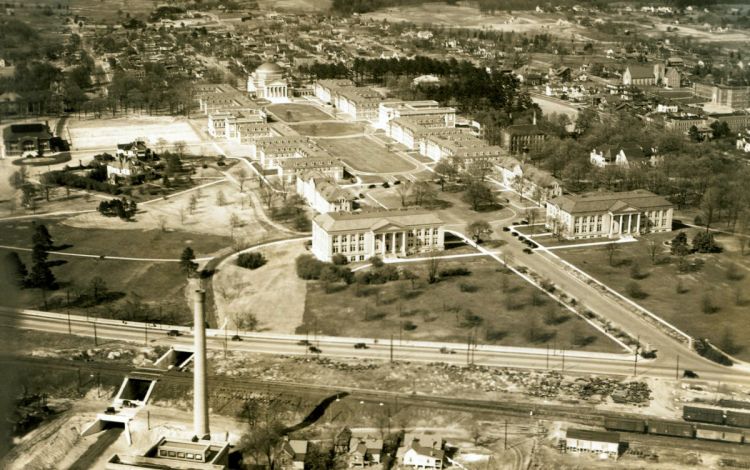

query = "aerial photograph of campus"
(0, 0), (749, 468)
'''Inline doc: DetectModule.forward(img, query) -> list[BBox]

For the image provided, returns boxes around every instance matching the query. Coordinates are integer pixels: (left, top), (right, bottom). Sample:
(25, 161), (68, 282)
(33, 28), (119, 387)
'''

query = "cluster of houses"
(280, 431), (447, 470)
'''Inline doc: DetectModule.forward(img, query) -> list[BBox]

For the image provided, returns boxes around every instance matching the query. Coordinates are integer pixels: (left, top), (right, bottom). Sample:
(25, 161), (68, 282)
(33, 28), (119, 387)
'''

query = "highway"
(2, 306), (750, 387)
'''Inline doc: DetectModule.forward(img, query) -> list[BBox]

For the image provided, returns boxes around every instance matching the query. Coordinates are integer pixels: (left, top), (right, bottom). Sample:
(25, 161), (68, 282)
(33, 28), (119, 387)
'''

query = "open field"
(213, 241), (308, 334)
(257, 0), (331, 11)
(319, 137), (417, 173)
(266, 103), (333, 123)
(301, 257), (620, 352)
(558, 229), (750, 361)
(67, 116), (203, 153)
(289, 122), (366, 137)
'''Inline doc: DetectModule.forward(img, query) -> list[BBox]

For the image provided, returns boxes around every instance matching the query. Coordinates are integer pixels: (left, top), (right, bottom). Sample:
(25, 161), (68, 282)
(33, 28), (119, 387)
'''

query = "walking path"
(0, 244), (213, 262)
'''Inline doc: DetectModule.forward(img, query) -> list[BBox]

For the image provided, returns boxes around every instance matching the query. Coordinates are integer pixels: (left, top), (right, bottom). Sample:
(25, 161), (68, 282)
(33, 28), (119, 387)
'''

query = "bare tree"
(525, 207), (537, 234)
(259, 184), (275, 211)
(189, 193), (198, 214)
(237, 168), (248, 192)
(605, 242), (619, 267)
(237, 398), (288, 470)
(647, 239), (659, 263)
(395, 181), (412, 207)
(427, 256), (440, 284)
(216, 190), (227, 207)
(179, 206), (187, 224)
(157, 214), (167, 232)
(173, 140), (187, 157)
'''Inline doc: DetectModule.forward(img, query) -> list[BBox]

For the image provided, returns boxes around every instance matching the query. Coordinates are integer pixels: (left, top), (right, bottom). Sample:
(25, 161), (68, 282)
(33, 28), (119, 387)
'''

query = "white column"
(627, 214), (632, 234)
(619, 215), (623, 234)
(608, 214), (613, 238)
(402, 232), (407, 256)
(636, 213), (641, 234)
(381, 233), (386, 256)
(392, 232), (396, 255)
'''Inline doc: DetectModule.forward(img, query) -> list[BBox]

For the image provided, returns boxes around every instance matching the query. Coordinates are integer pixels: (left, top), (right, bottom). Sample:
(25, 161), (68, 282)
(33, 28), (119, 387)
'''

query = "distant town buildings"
(545, 190), (673, 240)
(312, 210), (445, 263)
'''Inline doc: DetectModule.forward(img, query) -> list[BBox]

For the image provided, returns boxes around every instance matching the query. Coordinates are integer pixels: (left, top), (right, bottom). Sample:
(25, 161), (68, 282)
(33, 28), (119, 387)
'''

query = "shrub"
(701, 293), (719, 314)
(371, 256), (384, 268)
(402, 320), (417, 331)
(354, 285), (377, 297)
(237, 252), (266, 270)
(439, 267), (471, 277)
(540, 279), (556, 293)
(332, 253), (348, 266)
(295, 254), (325, 280)
(693, 231), (722, 253)
(364, 310), (386, 321)
(485, 329), (508, 341)
(694, 338), (733, 366)
(459, 282), (478, 293)
(459, 310), (483, 328)
(572, 327), (596, 347)
(543, 308), (570, 325)
(629, 261), (648, 280)
(726, 263), (745, 281)
(626, 281), (647, 299)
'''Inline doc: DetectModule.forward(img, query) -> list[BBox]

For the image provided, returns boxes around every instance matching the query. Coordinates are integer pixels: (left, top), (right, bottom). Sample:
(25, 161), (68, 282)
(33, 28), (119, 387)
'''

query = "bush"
(364, 310), (386, 321)
(625, 281), (647, 299)
(296, 254), (324, 280)
(459, 282), (478, 293)
(540, 279), (556, 293)
(543, 308), (570, 325)
(485, 328), (508, 341)
(332, 253), (348, 266)
(694, 338), (733, 366)
(701, 293), (719, 314)
(97, 198), (137, 220)
(402, 320), (417, 331)
(439, 267), (471, 277)
(459, 310), (483, 328)
(237, 252), (266, 270)
(629, 261), (648, 280)
(370, 256), (384, 268)
(693, 231), (722, 253)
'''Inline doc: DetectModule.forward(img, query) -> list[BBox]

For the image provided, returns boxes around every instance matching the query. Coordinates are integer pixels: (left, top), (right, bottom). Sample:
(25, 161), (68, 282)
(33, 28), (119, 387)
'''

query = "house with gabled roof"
(397, 435), (445, 470)
(296, 171), (354, 213)
(280, 439), (308, 470)
(545, 190), (673, 240)
(348, 437), (384, 467)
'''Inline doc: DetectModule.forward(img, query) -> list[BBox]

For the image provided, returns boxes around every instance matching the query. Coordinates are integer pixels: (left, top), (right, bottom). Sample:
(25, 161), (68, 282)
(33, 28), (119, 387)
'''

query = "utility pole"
(676, 355), (680, 380)
(504, 420), (508, 450)
(144, 323), (148, 345)
(633, 335), (640, 376)
(224, 327), (228, 359)
(546, 344), (549, 370)
(93, 321), (98, 346)
(467, 333), (471, 366)
(66, 289), (71, 335)
(390, 334), (394, 364)
(561, 348), (565, 372)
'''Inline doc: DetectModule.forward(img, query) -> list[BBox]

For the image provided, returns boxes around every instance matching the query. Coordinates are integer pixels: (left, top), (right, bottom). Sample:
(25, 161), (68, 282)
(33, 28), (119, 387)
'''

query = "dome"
(256, 62), (283, 74)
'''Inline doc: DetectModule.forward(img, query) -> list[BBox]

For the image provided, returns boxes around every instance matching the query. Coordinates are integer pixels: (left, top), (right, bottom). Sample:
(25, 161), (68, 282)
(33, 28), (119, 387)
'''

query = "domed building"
(247, 62), (289, 103)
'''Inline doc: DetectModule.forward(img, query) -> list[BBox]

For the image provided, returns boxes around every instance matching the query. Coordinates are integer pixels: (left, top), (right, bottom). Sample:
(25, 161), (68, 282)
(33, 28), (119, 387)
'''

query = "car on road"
(297, 339), (311, 346)
(167, 330), (181, 337)
(439, 347), (456, 354)
(523, 248), (534, 254)
(309, 345), (322, 354)
(231, 335), (243, 341)
(354, 343), (368, 349)
(683, 370), (699, 379)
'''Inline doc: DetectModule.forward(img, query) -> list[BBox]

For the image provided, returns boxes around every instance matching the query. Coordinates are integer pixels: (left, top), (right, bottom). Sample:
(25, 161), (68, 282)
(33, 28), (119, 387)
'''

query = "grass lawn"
(319, 137), (417, 173)
(300, 257), (620, 352)
(557, 229), (750, 360)
(289, 122), (365, 137)
(266, 103), (333, 122)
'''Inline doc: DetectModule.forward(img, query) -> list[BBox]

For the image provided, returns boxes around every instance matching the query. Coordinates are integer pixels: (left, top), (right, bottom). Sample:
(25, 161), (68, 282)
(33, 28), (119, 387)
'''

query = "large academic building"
(545, 190), (673, 240)
(312, 210), (445, 263)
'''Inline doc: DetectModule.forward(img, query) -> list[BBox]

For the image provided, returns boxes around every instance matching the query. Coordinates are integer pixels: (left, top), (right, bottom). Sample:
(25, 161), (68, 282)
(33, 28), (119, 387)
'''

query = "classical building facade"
(545, 190), (673, 240)
(247, 62), (289, 103)
(312, 210), (444, 263)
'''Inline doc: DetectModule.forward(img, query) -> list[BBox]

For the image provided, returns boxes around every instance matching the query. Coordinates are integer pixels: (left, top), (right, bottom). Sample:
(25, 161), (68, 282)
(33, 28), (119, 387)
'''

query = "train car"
(648, 419), (695, 438)
(683, 405), (725, 425)
(719, 399), (750, 411)
(726, 410), (750, 429)
(604, 417), (647, 434)
(695, 424), (744, 444)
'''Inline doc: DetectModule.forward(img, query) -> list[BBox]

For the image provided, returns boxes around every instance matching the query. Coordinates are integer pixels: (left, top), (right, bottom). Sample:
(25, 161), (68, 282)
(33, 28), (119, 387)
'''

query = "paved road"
(3, 307), (750, 386)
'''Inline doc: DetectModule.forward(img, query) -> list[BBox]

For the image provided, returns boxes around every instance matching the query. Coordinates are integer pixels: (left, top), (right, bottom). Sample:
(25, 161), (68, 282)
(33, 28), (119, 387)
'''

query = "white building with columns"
(545, 190), (673, 240)
(247, 62), (289, 103)
(312, 210), (445, 263)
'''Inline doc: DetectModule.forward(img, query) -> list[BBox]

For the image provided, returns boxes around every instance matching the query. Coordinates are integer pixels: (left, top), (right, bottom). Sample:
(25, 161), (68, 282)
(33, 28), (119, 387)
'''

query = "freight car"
(683, 405), (725, 424)
(726, 410), (750, 429)
(648, 419), (695, 438)
(695, 424), (745, 443)
(604, 417), (646, 434)
(719, 400), (750, 411)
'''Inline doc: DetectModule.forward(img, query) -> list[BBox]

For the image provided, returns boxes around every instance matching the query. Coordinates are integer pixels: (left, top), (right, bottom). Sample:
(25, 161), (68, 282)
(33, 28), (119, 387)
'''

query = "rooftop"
(566, 428), (620, 444)
(314, 210), (443, 233)
(549, 190), (672, 214)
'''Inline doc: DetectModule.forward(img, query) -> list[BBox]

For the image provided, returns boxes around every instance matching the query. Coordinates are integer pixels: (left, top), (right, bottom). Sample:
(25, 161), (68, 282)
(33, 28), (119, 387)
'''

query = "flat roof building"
(565, 428), (620, 459)
(106, 437), (230, 470)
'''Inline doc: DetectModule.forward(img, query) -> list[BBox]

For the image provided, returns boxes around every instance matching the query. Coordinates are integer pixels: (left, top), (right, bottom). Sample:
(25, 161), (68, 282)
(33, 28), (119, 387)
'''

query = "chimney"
(193, 289), (210, 439)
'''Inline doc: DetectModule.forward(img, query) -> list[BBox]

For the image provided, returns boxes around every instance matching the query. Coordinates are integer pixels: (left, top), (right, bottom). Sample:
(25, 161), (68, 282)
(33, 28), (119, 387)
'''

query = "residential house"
(498, 158), (561, 205)
(348, 437), (384, 467)
(280, 440), (308, 470)
(296, 172), (354, 213)
(545, 190), (673, 240)
(1, 123), (52, 158)
(589, 144), (653, 168)
(565, 429), (620, 459)
(312, 210), (445, 263)
(397, 435), (445, 470)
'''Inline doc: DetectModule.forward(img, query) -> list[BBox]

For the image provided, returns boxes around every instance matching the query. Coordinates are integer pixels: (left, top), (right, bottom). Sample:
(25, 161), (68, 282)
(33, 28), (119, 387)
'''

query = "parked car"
(683, 370), (699, 379)
(309, 345), (322, 354)
(297, 339), (311, 346)
(231, 335), (243, 341)
(502, 226), (510, 232)
(167, 330), (181, 337)
(439, 347), (456, 354)
(354, 343), (368, 349)
(523, 248), (533, 254)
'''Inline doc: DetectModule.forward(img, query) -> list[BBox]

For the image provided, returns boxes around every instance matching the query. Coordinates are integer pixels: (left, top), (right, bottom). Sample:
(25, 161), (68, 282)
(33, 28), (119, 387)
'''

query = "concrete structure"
(565, 429), (620, 459)
(247, 62), (289, 103)
(207, 110), (267, 141)
(709, 112), (750, 132)
(312, 210), (445, 263)
(193, 289), (209, 439)
(106, 437), (230, 470)
(296, 172), (354, 213)
(251, 136), (327, 169)
(2, 123), (52, 158)
(545, 190), (673, 240)
(387, 117), (461, 150)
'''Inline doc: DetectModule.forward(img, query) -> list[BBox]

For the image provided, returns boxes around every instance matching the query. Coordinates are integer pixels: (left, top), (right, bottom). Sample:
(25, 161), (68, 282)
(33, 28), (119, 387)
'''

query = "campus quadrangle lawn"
(319, 137), (417, 174)
(267, 103), (332, 122)
(558, 229), (750, 361)
(300, 258), (621, 352)
(289, 122), (365, 137)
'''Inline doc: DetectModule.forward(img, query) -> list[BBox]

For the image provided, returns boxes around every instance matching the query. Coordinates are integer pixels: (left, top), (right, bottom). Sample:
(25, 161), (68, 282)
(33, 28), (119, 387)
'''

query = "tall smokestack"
(193, 289), (210, 438)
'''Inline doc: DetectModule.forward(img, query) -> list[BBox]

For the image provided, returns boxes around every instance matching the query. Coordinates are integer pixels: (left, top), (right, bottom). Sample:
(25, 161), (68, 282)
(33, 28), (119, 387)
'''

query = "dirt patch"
(67, 116), (202, 153)
(213, 240), (309, 334)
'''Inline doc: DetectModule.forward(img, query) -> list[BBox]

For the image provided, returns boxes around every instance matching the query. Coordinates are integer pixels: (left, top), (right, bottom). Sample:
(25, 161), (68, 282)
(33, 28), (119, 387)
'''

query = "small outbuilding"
(565, 428), (620, 459)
